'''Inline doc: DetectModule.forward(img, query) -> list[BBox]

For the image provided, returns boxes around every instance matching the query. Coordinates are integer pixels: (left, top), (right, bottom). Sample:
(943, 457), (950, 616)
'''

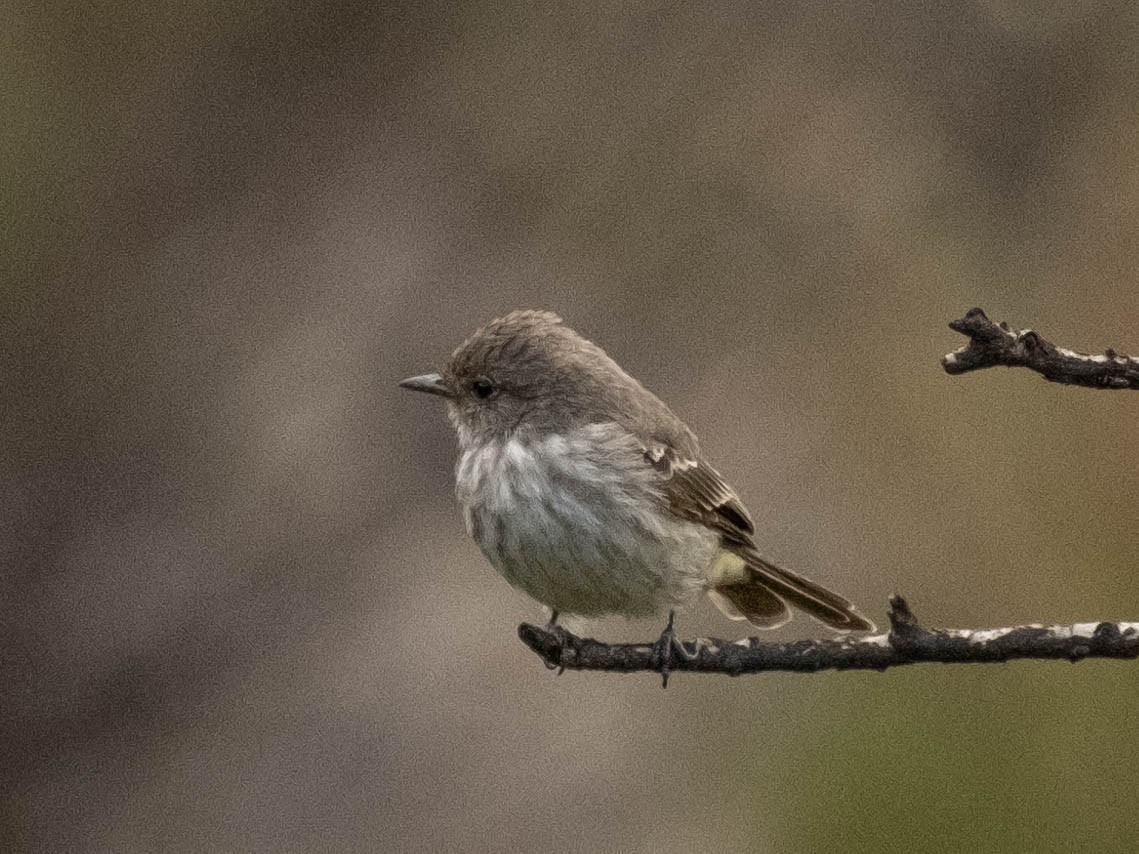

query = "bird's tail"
(709, 548), (876, 632)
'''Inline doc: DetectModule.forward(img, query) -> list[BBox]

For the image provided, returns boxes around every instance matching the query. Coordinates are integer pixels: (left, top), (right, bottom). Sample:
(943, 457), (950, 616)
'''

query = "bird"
(400, 310), (875, 659)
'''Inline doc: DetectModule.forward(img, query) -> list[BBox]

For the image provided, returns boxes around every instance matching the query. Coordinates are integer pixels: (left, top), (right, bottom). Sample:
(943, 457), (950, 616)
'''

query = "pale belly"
(455, 425), (720, 617)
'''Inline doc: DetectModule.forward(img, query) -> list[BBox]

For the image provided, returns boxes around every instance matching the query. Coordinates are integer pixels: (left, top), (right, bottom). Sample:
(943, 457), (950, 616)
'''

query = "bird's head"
(400, 310), (632, 448)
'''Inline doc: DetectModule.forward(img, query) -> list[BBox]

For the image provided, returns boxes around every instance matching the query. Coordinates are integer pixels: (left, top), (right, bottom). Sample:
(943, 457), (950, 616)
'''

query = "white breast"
(455, 423), (718, 617)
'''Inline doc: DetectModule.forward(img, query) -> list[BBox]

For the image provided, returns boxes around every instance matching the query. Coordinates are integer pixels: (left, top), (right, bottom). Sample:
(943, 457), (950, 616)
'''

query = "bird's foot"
(543, 612), (572, 674)
(651, 610), (687, 688)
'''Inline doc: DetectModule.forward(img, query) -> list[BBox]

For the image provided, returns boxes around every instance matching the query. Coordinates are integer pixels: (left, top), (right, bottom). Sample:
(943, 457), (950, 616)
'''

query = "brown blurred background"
(5, 2), (1139, 851)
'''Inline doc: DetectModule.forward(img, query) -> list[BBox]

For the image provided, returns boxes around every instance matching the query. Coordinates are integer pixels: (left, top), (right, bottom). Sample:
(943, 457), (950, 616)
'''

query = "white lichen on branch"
(517, 597), (1139, 683)
(943, 307), (1139, 389)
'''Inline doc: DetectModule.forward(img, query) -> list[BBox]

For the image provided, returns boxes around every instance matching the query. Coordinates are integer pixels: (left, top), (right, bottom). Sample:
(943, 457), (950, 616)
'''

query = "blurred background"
(5, 1), (1139, 851)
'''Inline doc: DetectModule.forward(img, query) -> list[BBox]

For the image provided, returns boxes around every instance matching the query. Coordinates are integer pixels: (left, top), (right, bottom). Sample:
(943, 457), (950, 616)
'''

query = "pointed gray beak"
(399, 372), (453, 398)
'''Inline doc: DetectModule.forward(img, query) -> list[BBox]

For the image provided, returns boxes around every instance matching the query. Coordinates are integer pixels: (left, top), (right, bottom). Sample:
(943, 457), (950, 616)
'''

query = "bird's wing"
(641, 441), (755, 548)
(640, 435), (874, 631)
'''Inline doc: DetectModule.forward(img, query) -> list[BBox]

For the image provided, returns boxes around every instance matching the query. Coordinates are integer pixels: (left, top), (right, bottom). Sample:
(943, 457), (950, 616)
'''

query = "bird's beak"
(399, 372), (453, 398)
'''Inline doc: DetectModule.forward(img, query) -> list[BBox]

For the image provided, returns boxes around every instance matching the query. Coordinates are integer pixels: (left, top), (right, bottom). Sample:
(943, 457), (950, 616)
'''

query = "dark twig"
(517, 597), (1139, 680)
(942, 307), (1139, 389)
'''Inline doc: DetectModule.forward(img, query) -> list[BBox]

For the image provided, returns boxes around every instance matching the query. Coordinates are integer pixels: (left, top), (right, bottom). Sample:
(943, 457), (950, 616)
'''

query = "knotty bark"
(518, 597), (1139, 683)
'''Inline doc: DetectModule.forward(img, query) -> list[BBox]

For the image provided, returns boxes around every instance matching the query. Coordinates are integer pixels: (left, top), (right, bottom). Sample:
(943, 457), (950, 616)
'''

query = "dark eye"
(472, 378), (495, 399)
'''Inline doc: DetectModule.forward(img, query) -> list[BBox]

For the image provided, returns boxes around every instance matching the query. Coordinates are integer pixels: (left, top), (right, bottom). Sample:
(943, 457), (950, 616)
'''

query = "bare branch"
(513, 311), (1139, 683)
(942, 307), (1139, 389)
(517, 597), (1139, 681)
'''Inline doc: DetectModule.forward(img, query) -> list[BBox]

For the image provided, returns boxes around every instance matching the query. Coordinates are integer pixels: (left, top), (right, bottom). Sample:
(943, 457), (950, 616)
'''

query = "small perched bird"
(400, 310), (874, 646)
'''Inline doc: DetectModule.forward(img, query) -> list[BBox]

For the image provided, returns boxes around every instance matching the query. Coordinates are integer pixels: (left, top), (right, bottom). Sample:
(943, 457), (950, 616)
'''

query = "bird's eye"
(472, 378), (495, 399)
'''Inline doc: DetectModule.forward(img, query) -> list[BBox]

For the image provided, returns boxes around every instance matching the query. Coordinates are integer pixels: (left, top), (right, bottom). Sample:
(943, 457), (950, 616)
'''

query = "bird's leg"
(651, 610), (684, 688)
(543, 609), (571, 674)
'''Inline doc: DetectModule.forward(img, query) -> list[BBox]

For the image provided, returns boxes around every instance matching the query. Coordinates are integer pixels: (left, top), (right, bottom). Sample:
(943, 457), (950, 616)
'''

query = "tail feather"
(709, 582), (791, 629)
(743, 549), (876, 632)
(708, 547), (876, 632)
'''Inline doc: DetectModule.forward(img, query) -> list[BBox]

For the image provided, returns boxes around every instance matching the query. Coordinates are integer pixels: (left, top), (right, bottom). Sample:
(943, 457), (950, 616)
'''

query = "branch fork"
(942, 307), (1139, 389)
